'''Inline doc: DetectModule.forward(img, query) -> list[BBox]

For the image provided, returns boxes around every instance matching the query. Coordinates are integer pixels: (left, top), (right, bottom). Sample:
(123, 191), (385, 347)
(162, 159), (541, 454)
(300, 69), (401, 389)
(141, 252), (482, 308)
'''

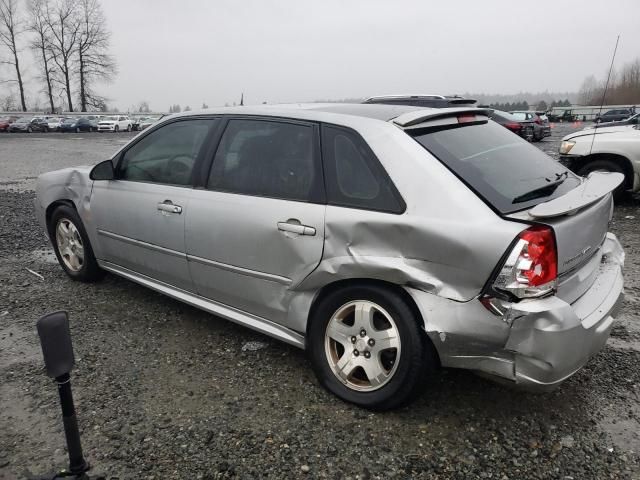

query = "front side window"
(321, 126), (405, 213)
(208, 119), (317, 202)
(118, 119), (216, 185)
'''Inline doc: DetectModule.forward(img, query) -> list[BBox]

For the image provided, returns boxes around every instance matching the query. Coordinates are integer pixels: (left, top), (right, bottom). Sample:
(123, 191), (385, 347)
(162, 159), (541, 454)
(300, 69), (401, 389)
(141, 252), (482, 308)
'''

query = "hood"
(99, 120), (117, 125)
(563, 126), (637, 141)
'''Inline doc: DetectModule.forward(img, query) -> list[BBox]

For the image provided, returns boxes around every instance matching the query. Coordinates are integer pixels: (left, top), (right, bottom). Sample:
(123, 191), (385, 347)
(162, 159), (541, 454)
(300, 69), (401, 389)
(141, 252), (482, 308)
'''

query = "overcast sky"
(48, 0), (640, 110)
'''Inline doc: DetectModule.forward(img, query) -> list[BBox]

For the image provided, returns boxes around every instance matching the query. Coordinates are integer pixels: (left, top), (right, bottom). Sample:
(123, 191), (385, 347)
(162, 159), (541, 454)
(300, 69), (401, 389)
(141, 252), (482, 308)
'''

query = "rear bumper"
(409, 233), (625, 391)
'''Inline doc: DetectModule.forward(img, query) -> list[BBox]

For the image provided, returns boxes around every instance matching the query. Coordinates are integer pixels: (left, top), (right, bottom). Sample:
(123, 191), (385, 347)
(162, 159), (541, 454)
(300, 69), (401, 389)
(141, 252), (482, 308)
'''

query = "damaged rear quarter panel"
(297, 121), (525, 302)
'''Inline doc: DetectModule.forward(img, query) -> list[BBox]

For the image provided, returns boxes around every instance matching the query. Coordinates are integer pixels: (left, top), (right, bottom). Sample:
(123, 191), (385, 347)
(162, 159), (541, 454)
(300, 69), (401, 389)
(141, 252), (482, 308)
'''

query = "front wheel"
(577, 160), (627, 201)
(27, 127), (33, 133)
(308, 285), (436, 410)
(75, 127), (80, 133)
(49, 205), (104, 282)
(126, 124), (132, 132)
(114, 125), (119, 132)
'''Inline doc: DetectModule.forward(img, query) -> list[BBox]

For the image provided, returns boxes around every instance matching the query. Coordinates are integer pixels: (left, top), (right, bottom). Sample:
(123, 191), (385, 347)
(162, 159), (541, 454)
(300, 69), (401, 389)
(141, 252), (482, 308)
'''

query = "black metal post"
(55, 373), (89, 475)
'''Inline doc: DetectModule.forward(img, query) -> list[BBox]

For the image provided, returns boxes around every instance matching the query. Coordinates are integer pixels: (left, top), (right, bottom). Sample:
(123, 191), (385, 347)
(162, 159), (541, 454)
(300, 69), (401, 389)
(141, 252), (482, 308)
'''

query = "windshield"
(410, 120), (581, 214)
(103, 116), (118, 121)
(510, 112), (527, 120)
(16, 118), (30, 123)
(63, 118), (78, 123)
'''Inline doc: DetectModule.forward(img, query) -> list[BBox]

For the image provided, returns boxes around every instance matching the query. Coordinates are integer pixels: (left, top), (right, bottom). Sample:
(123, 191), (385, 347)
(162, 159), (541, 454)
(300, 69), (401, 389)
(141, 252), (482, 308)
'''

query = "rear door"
(91, 117), (218, 290)
(185, 118), (325, 328)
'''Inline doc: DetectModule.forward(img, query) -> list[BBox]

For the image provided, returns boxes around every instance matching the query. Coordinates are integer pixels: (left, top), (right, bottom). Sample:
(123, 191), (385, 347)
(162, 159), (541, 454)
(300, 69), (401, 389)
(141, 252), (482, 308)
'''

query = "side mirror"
(90, 159), (115, 181)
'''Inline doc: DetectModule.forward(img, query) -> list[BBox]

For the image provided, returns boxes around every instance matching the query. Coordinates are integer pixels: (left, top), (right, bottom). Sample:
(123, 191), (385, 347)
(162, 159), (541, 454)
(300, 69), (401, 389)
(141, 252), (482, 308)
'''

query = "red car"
(0, 115), (19, 132)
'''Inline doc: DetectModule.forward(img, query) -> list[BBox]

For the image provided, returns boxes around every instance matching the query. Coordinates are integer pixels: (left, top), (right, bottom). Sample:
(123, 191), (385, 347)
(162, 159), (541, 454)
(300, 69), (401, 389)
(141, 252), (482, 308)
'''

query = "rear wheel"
(49, 205), (104, 282)
(75, 127), (80, 133)
(126, 124), (132, 132)
(577, 159), (627, 201)
(308, 284), (436, 410)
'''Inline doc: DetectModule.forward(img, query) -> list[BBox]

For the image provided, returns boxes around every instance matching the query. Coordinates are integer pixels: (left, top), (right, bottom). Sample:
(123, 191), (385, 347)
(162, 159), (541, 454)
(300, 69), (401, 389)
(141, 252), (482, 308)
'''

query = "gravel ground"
(1, 124), (639, 479)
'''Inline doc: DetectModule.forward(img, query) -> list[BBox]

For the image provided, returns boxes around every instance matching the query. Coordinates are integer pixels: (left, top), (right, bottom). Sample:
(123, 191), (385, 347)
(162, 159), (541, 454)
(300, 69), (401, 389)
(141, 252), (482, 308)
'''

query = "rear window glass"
(410, 121), (581, 214)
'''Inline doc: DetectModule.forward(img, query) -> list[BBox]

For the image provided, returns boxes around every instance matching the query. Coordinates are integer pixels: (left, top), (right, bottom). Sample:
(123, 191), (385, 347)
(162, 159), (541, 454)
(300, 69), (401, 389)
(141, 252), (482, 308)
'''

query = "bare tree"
(45, 0), (79, 111)
(76, 0), (115, 111)
(0, 0), (27, 111)
(28, 0), (56, 113)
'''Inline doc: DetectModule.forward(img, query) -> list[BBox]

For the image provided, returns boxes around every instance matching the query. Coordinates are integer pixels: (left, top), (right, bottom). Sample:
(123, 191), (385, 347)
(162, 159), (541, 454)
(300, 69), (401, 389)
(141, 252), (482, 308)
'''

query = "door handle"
(277, 221), (316, 236)
(157, 201), (182, 214)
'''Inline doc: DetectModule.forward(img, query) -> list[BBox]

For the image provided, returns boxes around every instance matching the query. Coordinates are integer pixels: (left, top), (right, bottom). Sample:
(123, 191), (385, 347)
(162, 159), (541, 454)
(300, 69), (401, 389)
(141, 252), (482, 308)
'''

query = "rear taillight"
(458, 114), (476, 124)
(491, 226), (558, 300)
(534, 118), (542, 125)
(504, 122), (521, 131)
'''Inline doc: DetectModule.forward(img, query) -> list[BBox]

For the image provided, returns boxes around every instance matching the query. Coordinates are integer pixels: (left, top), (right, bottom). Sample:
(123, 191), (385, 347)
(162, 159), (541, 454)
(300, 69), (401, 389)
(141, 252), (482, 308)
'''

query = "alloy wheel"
(55, 218), (85, 272)
(324, 300), (401, 392)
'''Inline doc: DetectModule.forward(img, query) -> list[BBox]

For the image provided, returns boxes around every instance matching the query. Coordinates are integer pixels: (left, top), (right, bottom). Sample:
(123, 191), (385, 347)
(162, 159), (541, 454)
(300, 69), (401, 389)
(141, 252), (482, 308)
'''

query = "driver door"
(90, 118), (218, 291)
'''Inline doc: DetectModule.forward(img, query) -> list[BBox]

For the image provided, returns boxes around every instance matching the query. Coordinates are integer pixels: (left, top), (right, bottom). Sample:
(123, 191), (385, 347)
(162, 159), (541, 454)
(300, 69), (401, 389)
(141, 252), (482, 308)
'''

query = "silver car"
(35, 104), (625, 410)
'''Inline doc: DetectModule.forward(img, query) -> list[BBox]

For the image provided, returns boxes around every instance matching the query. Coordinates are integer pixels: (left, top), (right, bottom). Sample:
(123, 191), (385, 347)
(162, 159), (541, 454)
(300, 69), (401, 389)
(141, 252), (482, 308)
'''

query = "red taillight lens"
(534, 118), (542, 125)
(519, 227), (557, 286)
(504, 122), (521, 130)
(490, 225), (558, 299)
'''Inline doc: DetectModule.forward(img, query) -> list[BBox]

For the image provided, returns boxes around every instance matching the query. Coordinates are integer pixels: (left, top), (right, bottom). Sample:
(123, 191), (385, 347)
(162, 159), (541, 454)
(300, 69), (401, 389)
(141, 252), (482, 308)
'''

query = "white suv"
(559, 125), (640, 198)
(98, 115), (132, 132)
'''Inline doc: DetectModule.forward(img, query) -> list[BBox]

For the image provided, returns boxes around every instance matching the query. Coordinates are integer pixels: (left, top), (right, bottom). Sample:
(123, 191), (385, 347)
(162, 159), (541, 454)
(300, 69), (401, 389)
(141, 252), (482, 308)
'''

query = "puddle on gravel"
(598, 399), (640, 455)
(29, 248), (58, 265)
(607, 337), (640, 352)
(0, 322), (39, 367)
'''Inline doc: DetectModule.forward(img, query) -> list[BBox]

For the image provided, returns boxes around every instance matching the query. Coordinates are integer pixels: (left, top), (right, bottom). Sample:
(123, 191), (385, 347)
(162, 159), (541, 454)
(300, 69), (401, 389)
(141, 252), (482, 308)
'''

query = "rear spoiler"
(528, 172), (624, 218)
(392, 108), (493, 128)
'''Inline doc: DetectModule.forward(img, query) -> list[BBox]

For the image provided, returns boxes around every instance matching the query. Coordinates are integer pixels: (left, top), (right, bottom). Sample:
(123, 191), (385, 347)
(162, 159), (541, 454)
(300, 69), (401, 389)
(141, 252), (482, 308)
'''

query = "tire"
(75, 127), (80, 133)
(27, 127), (33, 133)
(114, 125), (119, 132)
(308, 284), (436, 410)
(49, 205), (104, 282)
(577, 159), (627, 201)
(126, 124), (132, 132)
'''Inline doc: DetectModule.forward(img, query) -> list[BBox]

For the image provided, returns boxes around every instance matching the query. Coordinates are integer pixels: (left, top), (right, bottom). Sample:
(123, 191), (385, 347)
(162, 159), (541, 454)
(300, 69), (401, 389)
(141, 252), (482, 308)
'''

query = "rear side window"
(321, 126), (405, 213)
(410, 121), (581, 214)
(208, 119), (319, 202)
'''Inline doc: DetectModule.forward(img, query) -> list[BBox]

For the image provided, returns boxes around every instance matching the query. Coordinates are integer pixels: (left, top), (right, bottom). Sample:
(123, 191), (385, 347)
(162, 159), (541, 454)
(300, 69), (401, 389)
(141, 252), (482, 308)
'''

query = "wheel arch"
(45, 199), (77, 235)
(304, 278), (437, 360)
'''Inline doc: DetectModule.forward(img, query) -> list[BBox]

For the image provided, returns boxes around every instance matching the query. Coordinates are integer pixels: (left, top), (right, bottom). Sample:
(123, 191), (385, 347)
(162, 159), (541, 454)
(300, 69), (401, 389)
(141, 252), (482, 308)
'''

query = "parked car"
(98, 115), (132, 132)
(547, 109), (577, 122)
(8, 117), (39, 133)
(510, 111), (551, 141)
(47, 117), (65, 132)
(590, 112), (639, 129)
(594, 108), (634, 123)
(31, 117), (53, 132)
(138, 117), (159, 130)
(489, 110), (535, 141)
(559, 125), (640, 198)
(35, 105), (625, 410)
(363, 94), (477, 108)
(0, 115), (19, 132)
(131, 116), (144, 131)
(58, 117), (97, 132)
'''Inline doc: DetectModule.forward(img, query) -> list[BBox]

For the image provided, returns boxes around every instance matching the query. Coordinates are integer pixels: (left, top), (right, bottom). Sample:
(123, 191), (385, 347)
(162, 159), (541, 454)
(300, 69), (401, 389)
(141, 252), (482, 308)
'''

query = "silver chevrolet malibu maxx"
(35, 104), (625, 410)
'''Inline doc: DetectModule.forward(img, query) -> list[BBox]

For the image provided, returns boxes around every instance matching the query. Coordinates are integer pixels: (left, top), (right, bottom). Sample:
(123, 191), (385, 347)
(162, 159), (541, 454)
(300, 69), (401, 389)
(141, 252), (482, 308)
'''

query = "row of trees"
(0, 0), (116, 112)
(487, 99), (572, 112)
(578, 58), (640, 105)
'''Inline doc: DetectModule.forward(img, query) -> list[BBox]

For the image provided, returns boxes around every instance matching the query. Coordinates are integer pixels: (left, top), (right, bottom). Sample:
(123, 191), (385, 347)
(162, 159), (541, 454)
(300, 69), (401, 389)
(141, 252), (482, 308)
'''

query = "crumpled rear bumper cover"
(410, 233), (625, 391)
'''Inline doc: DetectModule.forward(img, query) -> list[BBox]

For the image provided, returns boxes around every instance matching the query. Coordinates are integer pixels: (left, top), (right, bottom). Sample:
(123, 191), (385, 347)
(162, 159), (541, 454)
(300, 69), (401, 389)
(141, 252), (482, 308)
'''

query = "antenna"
(589, 35), (620, 154)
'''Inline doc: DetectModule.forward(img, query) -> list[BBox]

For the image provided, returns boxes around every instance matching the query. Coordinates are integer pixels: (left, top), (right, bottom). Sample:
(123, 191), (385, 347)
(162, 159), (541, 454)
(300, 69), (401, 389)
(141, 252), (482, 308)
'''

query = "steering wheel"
(126, 163), (157, 182)
(166, 155), (193, 181)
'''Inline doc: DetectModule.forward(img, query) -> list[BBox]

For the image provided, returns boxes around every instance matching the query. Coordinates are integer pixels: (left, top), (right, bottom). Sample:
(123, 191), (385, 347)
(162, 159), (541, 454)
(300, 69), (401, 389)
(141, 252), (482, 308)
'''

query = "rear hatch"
(405, 112), (620, 303)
